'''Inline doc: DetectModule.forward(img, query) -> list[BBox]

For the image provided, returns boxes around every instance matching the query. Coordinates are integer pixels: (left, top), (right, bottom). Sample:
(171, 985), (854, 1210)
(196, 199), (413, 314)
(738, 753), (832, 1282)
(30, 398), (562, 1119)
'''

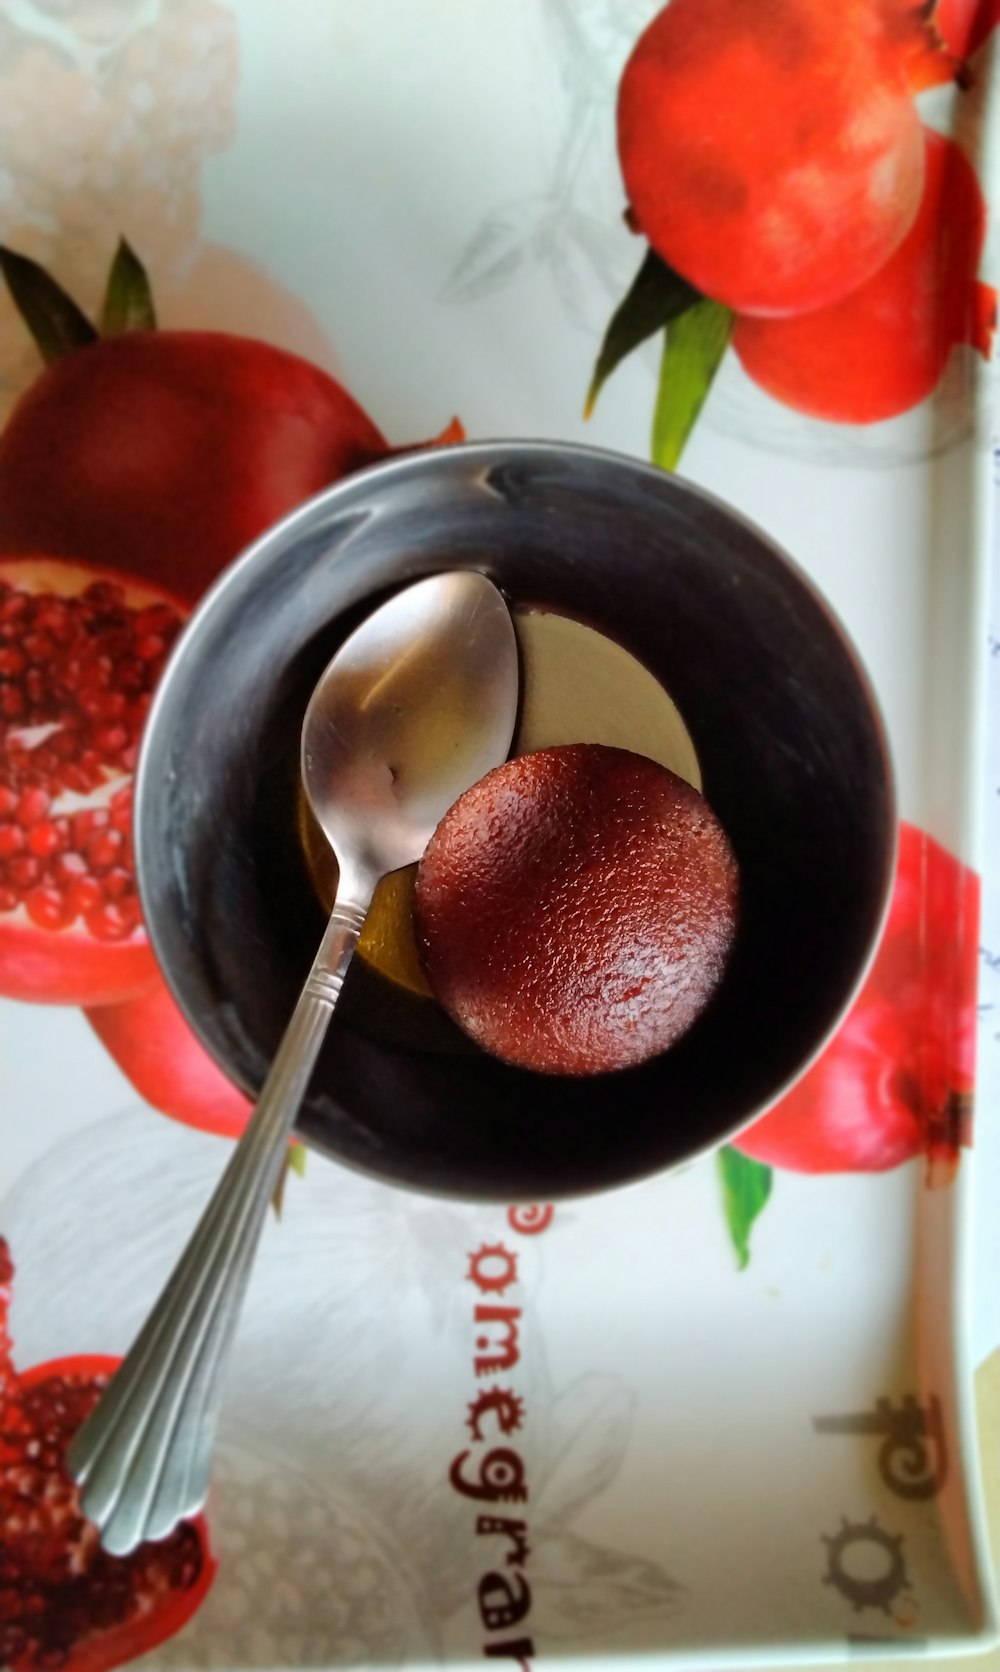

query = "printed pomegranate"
(617, 0), (926, 316)
(0, 330), (462, 605)
(0, 1240), (215, 1672)
(86, 971), (252, 1140)
(414, 744), (739, 1075)
(0, 558), (185, 1004)
(733, 129), (996, 422)
(735, 823), (978, 1181)
(905, 0), (1000, 86)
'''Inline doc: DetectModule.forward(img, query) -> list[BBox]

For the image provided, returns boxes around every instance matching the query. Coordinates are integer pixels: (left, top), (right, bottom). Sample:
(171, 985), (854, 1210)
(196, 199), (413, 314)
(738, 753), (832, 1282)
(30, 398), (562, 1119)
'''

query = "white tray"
(0, 2), (998, 1667)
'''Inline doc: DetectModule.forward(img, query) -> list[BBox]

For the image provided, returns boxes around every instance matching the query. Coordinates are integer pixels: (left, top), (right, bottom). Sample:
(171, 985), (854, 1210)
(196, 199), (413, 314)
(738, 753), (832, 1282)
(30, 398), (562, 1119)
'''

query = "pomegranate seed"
(109, 801), (132, 834)
(0, 886), (17, 911)
(79, 656), (113, 692)
(117, 659), (145, 694)
(8, 855), (41, 889)
(121, 744), (139, 771)
(93, 723), (129, 756)
(86, 828), (123, 873)
(60, 764), (92, 793)
(69, 875), (102, 917)
(0, 785), (17, 819)
(110, 784), (132, 809)
(0, 685), (25, 719)
(25, 886), (74, 931)
(85, 898), (140, 941)
(16, 787), (50, 827)
(24, 667), (45, 705)
(135, 633), (166, 661)
(75, 750), (105, 789)
(102, 867), (132, 901)
(71, 808), (108, 845)
(53, 852), (87, 884)
(0, 594), (27, 621)
(135, 604), (181, 636)
(48, 729), (81, 762)
(22, 633), (56, 665)
(0, 647), (25, 676)
(26, 821), (65, 859)
(83, 580), (126, 607)
(0, 825), (24, 859)
(32, 600), (73, 642)
(99, 691), (128, 722)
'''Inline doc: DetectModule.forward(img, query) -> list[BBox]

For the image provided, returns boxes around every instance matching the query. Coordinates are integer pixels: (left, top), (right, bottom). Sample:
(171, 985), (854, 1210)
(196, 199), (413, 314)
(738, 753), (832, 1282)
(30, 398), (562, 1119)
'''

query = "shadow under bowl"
(135, 440), (895, 1201)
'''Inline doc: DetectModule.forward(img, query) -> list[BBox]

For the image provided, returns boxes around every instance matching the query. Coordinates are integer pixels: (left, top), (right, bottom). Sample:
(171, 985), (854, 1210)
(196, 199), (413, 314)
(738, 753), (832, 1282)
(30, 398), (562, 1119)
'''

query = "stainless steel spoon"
(69, 570), (519, 1556)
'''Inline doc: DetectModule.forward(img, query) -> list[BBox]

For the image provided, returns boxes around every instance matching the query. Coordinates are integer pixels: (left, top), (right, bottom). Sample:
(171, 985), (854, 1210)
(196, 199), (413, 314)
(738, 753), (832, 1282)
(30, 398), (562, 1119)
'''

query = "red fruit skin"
(734, 822), (979, 1179)
(938, 0), (1000, 56)
(906, 0), (1000, 85)
(0, 332), (390, 603)
(617, 0), (925, 316)
(0, 921), (155, 1007)
(0, 1314), (216, 1672)
(733, 130), (995, 424)
(86, 972), (251, 1139)
(0, 557), (188, 1006)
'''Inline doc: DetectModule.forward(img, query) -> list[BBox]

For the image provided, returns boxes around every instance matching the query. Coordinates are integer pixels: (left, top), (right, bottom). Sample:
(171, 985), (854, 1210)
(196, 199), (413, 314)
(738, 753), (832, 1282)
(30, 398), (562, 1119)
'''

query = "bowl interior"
(136, 443), (895, 1200)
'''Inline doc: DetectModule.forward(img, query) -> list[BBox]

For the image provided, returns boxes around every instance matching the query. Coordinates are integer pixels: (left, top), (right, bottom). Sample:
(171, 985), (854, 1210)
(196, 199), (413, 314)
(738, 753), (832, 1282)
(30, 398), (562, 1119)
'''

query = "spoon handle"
(68, 888), (373, 1557)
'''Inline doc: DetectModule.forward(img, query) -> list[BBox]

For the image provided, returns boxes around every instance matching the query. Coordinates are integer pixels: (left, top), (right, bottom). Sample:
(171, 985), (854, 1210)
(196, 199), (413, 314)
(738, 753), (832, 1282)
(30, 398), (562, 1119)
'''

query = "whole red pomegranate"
(0, 1241), (216, 1672)
(617, 0), (927, 316)
(0, 332), (389, 604)
(905, 0), (1000, 86)
(0, 245), (462, 605)
(734, 822), (978, 1181)
(0, 558), (186, 1005)
(86, 972), (252, 1140)
(733, 129), (996, 423)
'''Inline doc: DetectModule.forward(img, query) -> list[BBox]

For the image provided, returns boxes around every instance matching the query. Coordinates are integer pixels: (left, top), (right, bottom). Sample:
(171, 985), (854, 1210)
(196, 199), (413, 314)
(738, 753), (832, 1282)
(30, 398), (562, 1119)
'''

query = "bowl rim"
(134, 435), (899, 1196)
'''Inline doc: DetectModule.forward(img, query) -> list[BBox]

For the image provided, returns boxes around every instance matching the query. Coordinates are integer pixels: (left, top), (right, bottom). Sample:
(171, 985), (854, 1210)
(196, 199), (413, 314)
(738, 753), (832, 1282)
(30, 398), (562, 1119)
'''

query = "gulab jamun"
(413, 743), (739, 1075)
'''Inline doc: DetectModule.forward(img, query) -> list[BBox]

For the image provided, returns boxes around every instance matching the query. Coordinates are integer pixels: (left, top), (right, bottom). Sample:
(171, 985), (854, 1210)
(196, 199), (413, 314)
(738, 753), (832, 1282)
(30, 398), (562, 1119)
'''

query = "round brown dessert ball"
(413, 743), (739, 1075)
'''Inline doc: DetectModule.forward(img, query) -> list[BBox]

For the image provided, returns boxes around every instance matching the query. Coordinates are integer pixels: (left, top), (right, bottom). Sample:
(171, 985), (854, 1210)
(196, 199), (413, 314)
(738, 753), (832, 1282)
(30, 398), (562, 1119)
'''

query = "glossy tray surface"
(0, 3), (998, 1667)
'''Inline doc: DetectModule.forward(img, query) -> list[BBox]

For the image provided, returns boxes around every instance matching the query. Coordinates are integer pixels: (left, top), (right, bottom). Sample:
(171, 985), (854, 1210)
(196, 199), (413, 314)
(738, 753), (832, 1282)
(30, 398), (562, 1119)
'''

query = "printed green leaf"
(717, 1147), (773, 1271)
(651, 298), (734, 472)
(586, 247), (701, 418)
(0, 245), (97, 364)
(271, 1141), (308, 1219)
(100, 237), (157, 335)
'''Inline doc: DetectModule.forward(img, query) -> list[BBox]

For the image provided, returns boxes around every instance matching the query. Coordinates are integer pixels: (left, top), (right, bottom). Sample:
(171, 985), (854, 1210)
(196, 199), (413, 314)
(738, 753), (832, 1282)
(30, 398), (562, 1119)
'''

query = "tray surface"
(0, 2), (998, 1668)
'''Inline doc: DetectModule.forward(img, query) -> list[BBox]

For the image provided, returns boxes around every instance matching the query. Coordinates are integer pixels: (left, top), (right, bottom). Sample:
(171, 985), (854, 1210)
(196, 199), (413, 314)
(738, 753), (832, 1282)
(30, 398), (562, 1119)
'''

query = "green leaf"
(585, 247), (701, 418)
(271, 1142), (307, 1219)
(99, 238), (157, 335)
(0, 245), (97, 364)
(717, 1147), (773, 1271)
(650, 298), (734, 472)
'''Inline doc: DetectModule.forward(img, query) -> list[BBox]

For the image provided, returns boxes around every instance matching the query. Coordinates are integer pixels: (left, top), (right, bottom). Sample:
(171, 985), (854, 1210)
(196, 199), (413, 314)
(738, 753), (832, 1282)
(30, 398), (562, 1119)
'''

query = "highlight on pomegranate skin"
(617, 0), (927, 317)
(0, 557), (185, 1005)
(733, 127), (997, 423)
(414, 743), (739, 1076)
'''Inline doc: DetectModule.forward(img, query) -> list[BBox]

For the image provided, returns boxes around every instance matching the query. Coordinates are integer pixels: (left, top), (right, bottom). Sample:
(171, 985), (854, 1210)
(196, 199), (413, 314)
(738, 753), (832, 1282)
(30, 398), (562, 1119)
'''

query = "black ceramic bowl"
(135, 441), (895, 1200)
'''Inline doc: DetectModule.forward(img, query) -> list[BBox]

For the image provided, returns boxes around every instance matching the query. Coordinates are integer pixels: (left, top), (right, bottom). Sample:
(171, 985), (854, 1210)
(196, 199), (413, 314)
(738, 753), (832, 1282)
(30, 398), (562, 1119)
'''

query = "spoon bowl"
(303, 571), (518, 894)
